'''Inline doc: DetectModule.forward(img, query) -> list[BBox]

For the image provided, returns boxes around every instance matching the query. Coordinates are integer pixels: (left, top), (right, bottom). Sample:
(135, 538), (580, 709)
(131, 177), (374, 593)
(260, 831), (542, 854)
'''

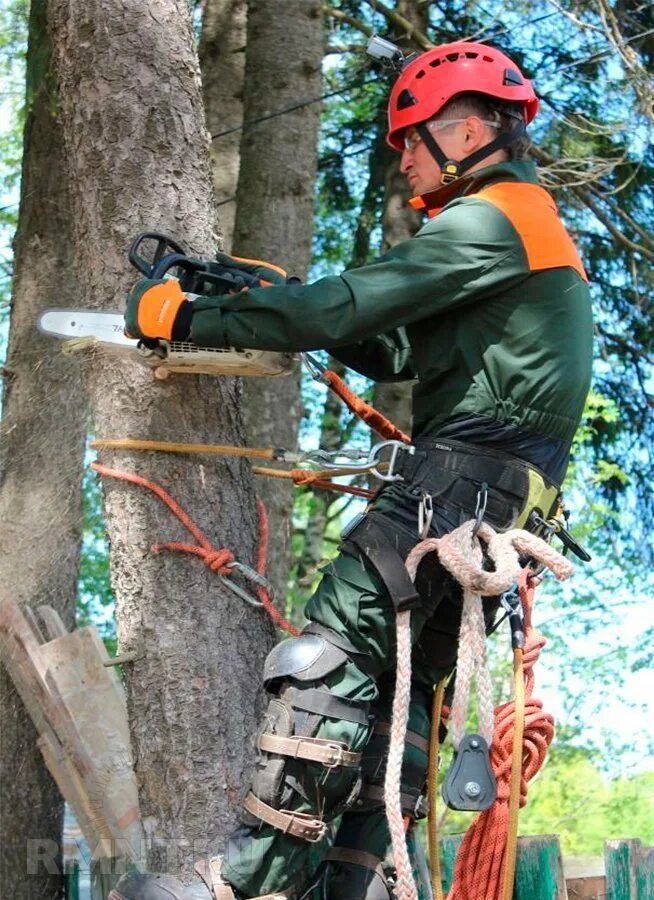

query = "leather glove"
(124, 278), (193, 342)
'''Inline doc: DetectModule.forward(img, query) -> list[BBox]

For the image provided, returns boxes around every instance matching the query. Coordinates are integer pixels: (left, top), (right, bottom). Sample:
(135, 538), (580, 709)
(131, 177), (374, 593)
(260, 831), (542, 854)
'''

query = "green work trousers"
(222, 476), (509, 899)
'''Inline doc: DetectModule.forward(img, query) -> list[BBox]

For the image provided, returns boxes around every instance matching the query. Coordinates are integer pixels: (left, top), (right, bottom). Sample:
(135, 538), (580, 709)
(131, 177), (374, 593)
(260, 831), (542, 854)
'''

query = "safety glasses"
(403, 118), (501, 152)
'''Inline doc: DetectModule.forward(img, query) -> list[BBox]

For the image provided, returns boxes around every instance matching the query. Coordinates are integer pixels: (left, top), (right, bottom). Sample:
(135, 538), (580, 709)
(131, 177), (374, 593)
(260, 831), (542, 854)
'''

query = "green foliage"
(0, 0), (27, 342)
(76, 459), (116, 656)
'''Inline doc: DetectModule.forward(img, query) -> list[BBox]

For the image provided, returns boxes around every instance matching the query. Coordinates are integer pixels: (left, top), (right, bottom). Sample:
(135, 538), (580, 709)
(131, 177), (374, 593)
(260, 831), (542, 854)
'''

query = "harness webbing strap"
(359, 782), (423, 817)
(342, 519), (421, 613)
(324, 847), (388, 883)
(373, 721), (429, 755)
(283, 686), (371, 726)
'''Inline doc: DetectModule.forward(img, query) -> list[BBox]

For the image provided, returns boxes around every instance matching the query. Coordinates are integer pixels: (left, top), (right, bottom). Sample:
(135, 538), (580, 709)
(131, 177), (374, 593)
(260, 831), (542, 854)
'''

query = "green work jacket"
(191, 160), (593, 444)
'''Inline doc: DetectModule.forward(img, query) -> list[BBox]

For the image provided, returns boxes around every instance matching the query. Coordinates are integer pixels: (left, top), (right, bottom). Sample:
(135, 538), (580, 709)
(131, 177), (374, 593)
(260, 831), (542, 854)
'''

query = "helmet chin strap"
(416, 121), (527, 185)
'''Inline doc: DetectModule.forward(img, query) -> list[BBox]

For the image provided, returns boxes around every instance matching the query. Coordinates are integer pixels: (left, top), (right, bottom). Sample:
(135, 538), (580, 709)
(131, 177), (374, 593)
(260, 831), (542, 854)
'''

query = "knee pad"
(246, 630), (372, 841)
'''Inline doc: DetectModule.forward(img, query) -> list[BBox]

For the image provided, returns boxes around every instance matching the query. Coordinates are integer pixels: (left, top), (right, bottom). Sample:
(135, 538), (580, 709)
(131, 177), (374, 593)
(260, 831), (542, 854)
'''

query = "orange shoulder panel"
(475, 182), (588, 282)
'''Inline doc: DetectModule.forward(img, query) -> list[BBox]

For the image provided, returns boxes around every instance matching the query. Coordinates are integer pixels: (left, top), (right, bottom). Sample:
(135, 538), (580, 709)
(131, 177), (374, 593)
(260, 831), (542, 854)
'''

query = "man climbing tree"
(114, 42), (593, 900)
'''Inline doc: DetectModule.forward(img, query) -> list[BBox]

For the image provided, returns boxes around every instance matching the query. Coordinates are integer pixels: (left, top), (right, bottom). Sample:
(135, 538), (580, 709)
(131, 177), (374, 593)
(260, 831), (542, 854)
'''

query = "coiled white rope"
(384, 520), (573, 900)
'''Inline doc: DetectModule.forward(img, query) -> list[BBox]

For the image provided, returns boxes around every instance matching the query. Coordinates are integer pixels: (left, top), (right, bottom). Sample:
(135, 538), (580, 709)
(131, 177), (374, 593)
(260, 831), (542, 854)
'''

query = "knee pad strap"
(243, 792), (328, 843)
(258, 733), (362, 769)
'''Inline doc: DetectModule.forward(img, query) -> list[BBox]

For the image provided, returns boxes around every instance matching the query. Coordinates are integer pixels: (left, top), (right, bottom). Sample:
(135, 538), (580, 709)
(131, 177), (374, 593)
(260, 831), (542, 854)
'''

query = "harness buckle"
(472, 482), (488, 537)
(418, 492), (433, 539)
(368, 440), (415, 482)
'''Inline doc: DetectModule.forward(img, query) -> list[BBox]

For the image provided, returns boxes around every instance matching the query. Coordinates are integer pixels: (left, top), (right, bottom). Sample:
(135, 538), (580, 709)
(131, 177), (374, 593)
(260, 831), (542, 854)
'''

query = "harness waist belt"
(396, 438), (560, 529)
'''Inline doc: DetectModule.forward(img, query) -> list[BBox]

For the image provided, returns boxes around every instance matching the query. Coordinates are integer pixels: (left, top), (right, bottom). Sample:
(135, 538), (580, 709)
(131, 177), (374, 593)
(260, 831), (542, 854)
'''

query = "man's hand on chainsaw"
(210, 251), (289, 290)
(124, 278), (193, 343)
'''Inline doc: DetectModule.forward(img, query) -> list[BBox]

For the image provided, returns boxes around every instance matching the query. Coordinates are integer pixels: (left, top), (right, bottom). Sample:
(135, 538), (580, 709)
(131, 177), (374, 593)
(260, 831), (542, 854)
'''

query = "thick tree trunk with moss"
(47, 0), (271, 875)
(0, 3), (86, 897)
(232, 0), (323, 601)
(199, 0), (246, 249)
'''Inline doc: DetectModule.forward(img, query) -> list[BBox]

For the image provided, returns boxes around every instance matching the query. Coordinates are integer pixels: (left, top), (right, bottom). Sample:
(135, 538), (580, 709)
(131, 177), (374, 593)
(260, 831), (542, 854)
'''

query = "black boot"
(109, 858), (290, 900)
(108, 872), (213, 899)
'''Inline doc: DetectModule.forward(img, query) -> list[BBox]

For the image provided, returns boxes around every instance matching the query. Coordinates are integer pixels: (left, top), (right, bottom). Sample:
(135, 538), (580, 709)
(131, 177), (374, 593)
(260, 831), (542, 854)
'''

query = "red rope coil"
(447, 574), (553, 900)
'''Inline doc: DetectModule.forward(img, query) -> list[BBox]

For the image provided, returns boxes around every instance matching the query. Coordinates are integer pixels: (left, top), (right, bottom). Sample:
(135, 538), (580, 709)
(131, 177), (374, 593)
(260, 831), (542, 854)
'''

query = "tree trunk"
(47, 0), (271, 875)
(372, 139), (421, 436)
(199, 0), (246, 249)
(295, 127), (388, 584)
(372, 0), (427, 436)
(0, 2), (86, 897)
(232, 0), (323, 601)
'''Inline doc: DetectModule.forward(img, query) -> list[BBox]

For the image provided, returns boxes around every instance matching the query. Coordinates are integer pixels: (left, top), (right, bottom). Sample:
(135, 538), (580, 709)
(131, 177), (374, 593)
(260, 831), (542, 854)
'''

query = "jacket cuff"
(190, 302), (230, 348)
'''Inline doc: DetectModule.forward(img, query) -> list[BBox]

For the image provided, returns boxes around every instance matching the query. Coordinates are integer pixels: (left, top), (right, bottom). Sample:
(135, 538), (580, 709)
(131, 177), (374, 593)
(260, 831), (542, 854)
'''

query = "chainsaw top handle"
(128, 232), (187, 278)
(128, 231), (262, 295)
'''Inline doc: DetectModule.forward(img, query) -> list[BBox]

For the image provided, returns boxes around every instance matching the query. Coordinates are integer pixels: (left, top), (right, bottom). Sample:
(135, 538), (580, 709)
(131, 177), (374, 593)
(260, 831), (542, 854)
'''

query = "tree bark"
(47, 0), (271, 875)
(0, 2), (86, 897)
(372, 0), (427, 436)
(199, 0), (246, 249)
(232, 0), (323, 601)
(295, 126), (388, 585)
(372, 139), (421, 436)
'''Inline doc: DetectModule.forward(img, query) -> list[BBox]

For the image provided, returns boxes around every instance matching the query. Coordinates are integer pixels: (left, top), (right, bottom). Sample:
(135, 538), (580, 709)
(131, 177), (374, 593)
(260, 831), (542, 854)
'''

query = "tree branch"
(323, 5), (373, 39)
(363, 0), (434, 49)
(531, 145), (654, 260)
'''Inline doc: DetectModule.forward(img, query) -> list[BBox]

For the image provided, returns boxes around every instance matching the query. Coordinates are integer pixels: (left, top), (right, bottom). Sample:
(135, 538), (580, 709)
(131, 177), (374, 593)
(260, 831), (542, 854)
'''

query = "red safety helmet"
(387, 41), (538, 152)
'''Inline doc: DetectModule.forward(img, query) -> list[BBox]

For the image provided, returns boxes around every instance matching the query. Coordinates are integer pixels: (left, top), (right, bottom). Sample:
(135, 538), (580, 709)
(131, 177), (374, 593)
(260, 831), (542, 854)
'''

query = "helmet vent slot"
(429, 58), (441, 67)
(503, 67), (524, 86)
(416, 69), (425, 79)
(465, 51), (478, 58)
(397, 88), (418, 110)
(446, 52), (459, 62)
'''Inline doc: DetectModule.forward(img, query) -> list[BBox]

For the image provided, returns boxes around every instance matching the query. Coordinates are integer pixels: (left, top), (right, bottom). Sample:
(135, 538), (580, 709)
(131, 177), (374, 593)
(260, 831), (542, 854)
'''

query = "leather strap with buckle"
(258, 733), (362, 769)
(244, 792), (328, 843)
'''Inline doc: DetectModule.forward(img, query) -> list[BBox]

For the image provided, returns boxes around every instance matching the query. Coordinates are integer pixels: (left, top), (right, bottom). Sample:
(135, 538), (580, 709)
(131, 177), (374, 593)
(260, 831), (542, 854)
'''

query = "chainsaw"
(37, 232), (298, 378)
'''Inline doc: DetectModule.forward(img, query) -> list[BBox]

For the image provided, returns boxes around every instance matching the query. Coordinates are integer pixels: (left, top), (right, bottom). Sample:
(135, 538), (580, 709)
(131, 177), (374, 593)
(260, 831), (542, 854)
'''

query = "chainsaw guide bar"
(38, 309), (297, 378)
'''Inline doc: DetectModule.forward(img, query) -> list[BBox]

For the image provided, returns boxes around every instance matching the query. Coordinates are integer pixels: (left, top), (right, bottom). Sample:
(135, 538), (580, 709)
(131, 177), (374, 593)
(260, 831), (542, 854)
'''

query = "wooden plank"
(635, 844), (654, 900)
(0, 597), (142, 856)
(566, 875), (607, 898)
(64, 859), (80, 900)
(23, 605), (48, 644)
(440, 833), (463, 893)
(38, 732), (108, 855)
(606, 840), (654, 900)
(514, 834), (568, 899)
(606, 839), (637, 899)
(439, 833), (567, 899)
(39, 627), (142, 855)
(37, 604), (70, 640)
(0, 597), (94, 779)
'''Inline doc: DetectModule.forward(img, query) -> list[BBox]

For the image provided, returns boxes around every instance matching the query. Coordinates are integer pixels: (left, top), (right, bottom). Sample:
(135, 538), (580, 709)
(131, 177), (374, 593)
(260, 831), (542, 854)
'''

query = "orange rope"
(446, 571), (553, 900)
(323, 369), (411, 444)
(92, 463), (299, 636)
